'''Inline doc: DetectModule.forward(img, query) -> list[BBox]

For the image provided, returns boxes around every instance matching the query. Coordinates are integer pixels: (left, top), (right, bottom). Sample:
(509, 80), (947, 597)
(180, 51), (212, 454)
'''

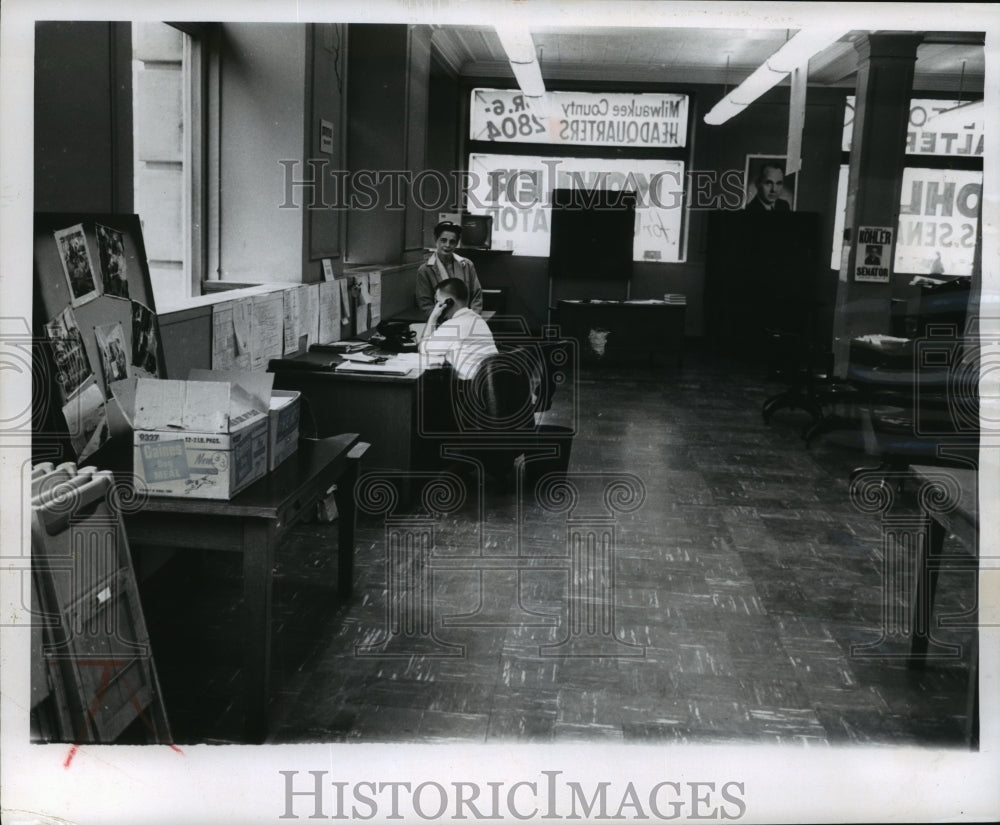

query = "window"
(465, 88), (691, 262)
(131, 22), (207, 307)
(832, 96), (983, 275)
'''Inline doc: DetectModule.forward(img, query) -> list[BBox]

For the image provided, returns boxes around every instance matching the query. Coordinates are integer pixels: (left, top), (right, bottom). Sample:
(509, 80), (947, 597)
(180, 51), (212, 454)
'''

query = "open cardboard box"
(188, 369), (301, 472)
(132, 378), (269, 499)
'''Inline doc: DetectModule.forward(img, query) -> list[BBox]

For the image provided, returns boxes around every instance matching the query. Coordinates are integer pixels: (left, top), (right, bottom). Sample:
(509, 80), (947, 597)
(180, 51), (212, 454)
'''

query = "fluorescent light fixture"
(495, 26), (546, 98)
(704, 29), (849, 125)
(508, 61), (546, 97)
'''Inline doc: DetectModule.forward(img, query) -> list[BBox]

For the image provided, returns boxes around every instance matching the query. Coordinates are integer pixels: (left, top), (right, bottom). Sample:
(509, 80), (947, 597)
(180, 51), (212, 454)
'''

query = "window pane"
(842, 96), (984, 158)
(828, 165), (981, 276)
(896, 167), (981, 276)
(466, 153), (686, 262)
(132, 22), (190, 306)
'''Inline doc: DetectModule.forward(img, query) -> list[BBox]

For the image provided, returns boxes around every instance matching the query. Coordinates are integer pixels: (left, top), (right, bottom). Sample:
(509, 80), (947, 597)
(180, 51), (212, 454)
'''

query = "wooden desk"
(271, 352), (426, 473)
(556, 298), (686, 366)
(123, 434), (364, 742)
(909, 464), (978, 745)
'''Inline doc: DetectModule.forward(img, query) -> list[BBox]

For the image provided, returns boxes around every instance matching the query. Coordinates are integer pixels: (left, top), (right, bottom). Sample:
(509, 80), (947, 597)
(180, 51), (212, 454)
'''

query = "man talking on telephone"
(418, 278), (497, 379)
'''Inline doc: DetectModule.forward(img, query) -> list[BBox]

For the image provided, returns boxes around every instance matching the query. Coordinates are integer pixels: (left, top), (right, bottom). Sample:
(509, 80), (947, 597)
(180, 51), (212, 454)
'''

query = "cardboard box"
(188, 369), (300, 472)
(133, 379), (269, 500)
(268, 389), (301, 471)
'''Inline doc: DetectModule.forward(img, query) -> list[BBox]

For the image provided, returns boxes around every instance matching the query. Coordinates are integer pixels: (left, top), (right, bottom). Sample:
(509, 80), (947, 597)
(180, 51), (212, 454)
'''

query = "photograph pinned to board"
(743, 154), (797, 211)
(61, 379), (109, 462)
(95, 223), (130, 299)
(53, 222), (100, 306)
(43, 305), (94, 400)
(131, 300), (160, 377)
(94, 321), (130, 384)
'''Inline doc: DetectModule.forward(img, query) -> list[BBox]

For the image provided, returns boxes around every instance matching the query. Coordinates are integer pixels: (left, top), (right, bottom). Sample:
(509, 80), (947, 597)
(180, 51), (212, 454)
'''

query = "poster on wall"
(467, 153), (685, 262)
(855, 226), (894, 282)
(742, 155), (796, 210)
(53, 223), (100, 307)
(95, 223), (130, 299)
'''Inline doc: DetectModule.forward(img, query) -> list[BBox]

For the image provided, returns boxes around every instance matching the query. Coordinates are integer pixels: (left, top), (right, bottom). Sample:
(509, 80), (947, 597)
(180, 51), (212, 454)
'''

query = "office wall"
(345, 24), (432, 265)
(34, 22), (134, 213)
(217, 24), (307, 283)
(305, 24), (348, 282)
(424, 61), (462, 247)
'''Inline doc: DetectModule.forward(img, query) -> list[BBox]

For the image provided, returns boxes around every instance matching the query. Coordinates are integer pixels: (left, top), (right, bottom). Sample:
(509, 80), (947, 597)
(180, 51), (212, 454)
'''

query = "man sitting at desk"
(416, 221), (484, 316)
(418, 278), (497, 379)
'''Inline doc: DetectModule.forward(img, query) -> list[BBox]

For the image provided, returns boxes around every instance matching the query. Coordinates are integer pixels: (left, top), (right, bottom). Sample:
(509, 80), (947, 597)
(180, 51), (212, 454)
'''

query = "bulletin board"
(33, 213), (164, 462)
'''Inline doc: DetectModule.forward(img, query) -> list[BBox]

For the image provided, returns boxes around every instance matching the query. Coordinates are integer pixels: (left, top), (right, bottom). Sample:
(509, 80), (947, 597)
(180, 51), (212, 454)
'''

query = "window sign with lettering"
(466, 153), (686, 261)
(470, 89), (689, 149)
(896, 168), (981, 276)
(842, 97), (984, 157)
(830, 167), (981, 275)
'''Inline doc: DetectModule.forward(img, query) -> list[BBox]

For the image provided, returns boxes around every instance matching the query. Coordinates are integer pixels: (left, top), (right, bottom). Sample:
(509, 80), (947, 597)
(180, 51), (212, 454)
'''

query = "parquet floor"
(141, 347), (977, 746)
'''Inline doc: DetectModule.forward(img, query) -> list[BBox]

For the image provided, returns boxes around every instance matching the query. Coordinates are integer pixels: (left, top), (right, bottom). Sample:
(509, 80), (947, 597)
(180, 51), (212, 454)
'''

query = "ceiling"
(431, 26), (985, 93)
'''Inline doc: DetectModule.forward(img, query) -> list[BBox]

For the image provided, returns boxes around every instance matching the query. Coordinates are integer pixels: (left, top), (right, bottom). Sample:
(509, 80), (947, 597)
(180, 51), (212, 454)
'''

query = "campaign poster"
(855, 226), (893, 283)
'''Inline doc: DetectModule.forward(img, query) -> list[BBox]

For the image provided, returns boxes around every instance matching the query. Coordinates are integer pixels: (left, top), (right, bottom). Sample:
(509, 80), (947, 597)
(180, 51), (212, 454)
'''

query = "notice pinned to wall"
(283, 287), (302, 354)
(250, 292), (284, 371)
(318, 281), (341, 344)
(855, 226), (894, 283)
(212, 302), (237, 370)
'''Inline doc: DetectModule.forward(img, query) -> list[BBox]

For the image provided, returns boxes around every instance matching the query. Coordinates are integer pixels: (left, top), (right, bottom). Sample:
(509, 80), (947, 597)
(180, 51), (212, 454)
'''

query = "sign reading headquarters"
(470, 89), (689, 149)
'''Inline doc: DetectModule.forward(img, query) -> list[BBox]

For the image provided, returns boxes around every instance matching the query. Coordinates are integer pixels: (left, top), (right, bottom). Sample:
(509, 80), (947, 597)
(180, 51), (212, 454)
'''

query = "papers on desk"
(856, 333), (911, 347)
(312, 340), (366, 353)
(334, 360), (413, 376)
(334, 352), (419, 375)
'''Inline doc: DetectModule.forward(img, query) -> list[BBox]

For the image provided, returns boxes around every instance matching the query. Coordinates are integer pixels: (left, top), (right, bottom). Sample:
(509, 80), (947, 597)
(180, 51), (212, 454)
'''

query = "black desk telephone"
(369, 320), (418, 353)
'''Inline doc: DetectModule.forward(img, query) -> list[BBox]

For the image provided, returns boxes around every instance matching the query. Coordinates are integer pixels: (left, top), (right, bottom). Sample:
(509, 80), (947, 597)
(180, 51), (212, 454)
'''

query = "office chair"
(420, 345), (574, 489)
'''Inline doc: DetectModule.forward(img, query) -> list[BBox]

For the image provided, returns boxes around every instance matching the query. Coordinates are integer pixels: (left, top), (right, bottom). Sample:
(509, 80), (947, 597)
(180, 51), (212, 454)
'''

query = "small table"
(123, 434), (365, 742)
(909, 464), (978, 745)
(556, 298), (686, 367)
